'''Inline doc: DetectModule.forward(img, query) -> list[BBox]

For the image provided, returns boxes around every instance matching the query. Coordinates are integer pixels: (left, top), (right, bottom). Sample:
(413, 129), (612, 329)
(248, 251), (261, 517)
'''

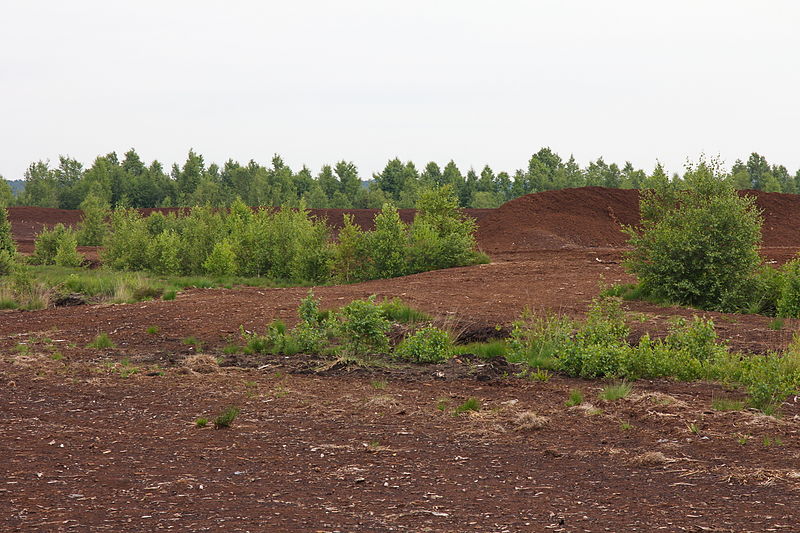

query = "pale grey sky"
(1, 0), (798, 180)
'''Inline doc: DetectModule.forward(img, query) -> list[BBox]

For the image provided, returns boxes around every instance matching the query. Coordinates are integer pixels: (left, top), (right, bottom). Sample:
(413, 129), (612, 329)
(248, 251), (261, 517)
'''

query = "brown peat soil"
(2, 188), (800, 532)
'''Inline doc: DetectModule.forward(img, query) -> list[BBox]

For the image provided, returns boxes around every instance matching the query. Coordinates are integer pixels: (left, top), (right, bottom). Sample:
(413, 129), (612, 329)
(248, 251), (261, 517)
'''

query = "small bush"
(0, 249), (15, 276)
(777, 259), (800, 318)
(76, 193), (109, 246)
(32, 224), (78, 265)
(213, 406), (240, 429)
(395, 327), (452, 364)
(623, 159), (762, 311)
(203, 239), (237, 276)
(336, 296), (391, 357)
(54, 231), (84, 267)
(507, 311), (573, 368)
(195, 417), (209, 428)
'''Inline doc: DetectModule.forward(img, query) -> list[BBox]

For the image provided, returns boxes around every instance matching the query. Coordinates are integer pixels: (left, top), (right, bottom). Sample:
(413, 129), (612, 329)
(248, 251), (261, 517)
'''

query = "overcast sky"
(1, 1), (798, 180)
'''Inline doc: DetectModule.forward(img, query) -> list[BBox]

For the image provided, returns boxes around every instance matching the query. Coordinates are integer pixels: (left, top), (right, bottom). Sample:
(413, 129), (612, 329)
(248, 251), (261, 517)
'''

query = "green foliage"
(32, 224), (79, 265)
(454, 397), (480, 414)
(507, 310), (574, 369)
(599, 382), (632, 401)
(332, 214), (367, 283)
(366, 203), (407, 279)
(203, 239), (237, 276)
(53, 231), (84, 267)
(565, 389), (584, 407)
(0, 201), (14, 256)
(394, 327), (452, 363)
(336, 296), (391, 357)
(624, 159), (762, 311)
(195, 417), (209, 428)
(453, 340), (508, 360)
(213, 406), (240, 429)
(377, 298), (431, 324)
(0, 249), (15, 276)
(76, 193), (109, 245)
(87, 333), (115, 349)
(408, 185), (482, 273)
(777, 259), (800, 318)
(711, 397), (744, 411)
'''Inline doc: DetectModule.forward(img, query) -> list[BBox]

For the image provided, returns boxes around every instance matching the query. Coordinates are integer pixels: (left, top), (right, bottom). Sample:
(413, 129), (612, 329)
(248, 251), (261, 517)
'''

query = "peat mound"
(476, 187), (641, 252)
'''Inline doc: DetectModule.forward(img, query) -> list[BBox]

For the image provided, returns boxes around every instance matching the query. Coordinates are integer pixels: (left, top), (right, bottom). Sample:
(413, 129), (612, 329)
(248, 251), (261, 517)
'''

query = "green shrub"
(777, 259), (800, 318)
(332, 213), (368, 283)
(203, 239), (237, 276)
(408, 185), (481, 273)
(336, 296), (391, 357)
(147, 230), (182, 275)
(624, 159), (762, 311)
(507, 311), (573, 368)
(365, 203), (407, 279)
(0, 249), (15, 276)
(54, 231), (84, 267)
(395, 327), (452, 363)
(32, 224), (74, 265)
(76, 193), (109, 246)
(0, 201), (14, 256)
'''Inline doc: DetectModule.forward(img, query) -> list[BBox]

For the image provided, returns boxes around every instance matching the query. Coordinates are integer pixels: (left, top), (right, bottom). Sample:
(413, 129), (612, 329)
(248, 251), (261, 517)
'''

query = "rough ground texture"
(2, 187), (800, 532)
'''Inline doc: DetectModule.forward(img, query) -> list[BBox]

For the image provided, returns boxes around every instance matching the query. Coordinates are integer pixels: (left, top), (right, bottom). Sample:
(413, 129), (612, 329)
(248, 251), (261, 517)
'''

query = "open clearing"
(2, 187), (800, 532)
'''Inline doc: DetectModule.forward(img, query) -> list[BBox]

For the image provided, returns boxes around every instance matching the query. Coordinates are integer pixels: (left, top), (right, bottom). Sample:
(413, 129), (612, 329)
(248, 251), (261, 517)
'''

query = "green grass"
(146, 325), (159, 335)
(454, 397), (480, 414)
(620, 421), (633, 430)
(87, 333), (115, 349)
(182, 336), (203, 349)
(453, 340), (508, 360)
(599, 382), (632, 401)
(6, 265), (311, 307)
(195, 417), (209, 428)
(565, 389), (584, 407)
(768, 317), (784, 331)
(711, 397), (745, 411)
(378, 298), (431, 324)
(213, 406), (240, 429)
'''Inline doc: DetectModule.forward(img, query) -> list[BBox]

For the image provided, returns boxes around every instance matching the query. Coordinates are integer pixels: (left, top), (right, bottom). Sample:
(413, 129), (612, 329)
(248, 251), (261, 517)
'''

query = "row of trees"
(3, 149), (798, 211)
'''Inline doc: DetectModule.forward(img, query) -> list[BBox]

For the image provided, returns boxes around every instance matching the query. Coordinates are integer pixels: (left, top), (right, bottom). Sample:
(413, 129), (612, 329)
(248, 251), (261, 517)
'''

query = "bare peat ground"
(3, 188), (800, 532)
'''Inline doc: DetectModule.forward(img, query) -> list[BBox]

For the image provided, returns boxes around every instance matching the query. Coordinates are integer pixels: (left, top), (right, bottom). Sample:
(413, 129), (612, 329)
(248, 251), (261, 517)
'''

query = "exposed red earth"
(2, 188), (800, 532)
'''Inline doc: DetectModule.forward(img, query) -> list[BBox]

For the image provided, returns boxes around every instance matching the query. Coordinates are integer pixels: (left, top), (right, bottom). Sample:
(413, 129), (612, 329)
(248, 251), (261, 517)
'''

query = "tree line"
(1, 148), (798, 210)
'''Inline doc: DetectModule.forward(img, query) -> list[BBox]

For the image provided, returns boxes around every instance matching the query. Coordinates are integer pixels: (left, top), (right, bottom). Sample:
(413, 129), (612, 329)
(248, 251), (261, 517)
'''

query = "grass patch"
(565, 389), (584, 407)
(146, 325), (159, 335)
(195, 417), (209, 428)
(599, 382), (632, 401)
(454, 397), (480, 415)
(87, 333), (115, 349)
(213, 406), (240, 429)
(768, 317), (784, 331)
(711, 397), (745, 411)
(378, 298), (431, 324)
(182, 336), (203, 349)
(453, 340), (508, 360)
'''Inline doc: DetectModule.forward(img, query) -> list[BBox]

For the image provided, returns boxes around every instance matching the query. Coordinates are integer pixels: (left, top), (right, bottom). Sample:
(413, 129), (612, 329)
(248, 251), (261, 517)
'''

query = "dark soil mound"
(742, 189), (800, 248)
(9, 187), (800, 254)
(476, 187), (641, 252)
